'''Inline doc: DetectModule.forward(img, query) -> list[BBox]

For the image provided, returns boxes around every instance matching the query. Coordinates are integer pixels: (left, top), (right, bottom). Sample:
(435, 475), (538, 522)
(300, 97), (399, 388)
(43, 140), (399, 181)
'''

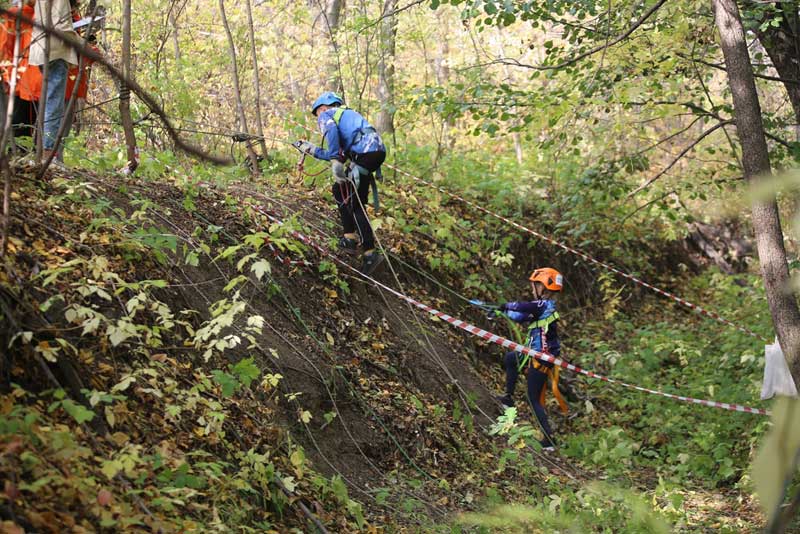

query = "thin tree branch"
(682, 53), (800, 85)
(488, 0), (667, 71)
(357, 0), (424, 33)
(627, 120), (733, 198)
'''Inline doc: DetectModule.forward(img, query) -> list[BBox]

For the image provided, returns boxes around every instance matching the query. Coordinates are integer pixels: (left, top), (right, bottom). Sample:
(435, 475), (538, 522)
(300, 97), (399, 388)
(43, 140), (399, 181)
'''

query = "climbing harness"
(514, 311), (567, 414)
(330, 107), (381, 211)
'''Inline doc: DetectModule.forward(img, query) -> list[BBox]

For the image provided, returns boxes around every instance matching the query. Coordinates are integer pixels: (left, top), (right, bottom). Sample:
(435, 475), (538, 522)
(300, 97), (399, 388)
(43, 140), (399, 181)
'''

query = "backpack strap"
(332, 106), (348, 124)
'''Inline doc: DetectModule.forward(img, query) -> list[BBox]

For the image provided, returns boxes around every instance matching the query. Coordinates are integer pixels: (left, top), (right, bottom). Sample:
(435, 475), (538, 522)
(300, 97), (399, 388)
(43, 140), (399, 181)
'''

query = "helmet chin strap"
(531, 282), (542, 300)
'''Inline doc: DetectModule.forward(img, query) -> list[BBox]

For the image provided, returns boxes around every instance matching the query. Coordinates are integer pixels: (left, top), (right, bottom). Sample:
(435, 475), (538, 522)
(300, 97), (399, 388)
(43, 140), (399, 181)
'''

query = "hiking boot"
(360, 252), (384, 276)
(495, 394), (514, 409)
(539, 439), (556, 452)
(338, 236), (359, 255)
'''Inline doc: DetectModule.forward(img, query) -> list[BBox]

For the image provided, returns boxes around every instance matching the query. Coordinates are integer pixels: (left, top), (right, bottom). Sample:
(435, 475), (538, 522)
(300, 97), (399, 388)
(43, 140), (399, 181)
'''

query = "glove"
(292, 140), (316, 156)
(487, 309), (501, 321)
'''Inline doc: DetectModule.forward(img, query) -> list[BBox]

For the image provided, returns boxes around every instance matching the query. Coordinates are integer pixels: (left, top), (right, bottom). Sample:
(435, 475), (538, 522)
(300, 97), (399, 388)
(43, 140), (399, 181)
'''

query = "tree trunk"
(321, 0), (344, 94)
(433, 12), (454, 156)
(497, 31), (523, 164)
(244, 0), (268, 158)
(218, 0), (260, 175)
(712, 0), (800, 383)
(120, 0), (139, 173)
(754, 4), (800, 139)
(375, 0), (397, 135)
(168, 9), (181, 63)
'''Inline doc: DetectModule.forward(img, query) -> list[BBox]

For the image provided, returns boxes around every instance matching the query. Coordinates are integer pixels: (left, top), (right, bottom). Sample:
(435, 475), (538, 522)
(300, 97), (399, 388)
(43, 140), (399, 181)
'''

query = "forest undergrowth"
(0, 155), (779, 532)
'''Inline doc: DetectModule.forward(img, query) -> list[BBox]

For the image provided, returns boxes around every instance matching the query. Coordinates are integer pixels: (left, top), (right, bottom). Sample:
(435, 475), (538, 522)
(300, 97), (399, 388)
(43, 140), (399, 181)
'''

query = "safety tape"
(282, 116), (768, 343)
(249, 203), (770, 417)
(264, 240), (312, 268)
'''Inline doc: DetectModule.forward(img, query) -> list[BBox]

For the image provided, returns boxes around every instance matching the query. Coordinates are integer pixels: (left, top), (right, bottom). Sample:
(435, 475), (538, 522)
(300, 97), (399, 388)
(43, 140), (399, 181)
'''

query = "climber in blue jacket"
(294, 91), (386, 276)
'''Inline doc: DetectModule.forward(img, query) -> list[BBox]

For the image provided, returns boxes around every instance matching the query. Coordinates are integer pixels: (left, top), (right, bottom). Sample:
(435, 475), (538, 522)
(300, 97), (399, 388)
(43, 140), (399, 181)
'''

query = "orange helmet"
(529, 268), (563, 291)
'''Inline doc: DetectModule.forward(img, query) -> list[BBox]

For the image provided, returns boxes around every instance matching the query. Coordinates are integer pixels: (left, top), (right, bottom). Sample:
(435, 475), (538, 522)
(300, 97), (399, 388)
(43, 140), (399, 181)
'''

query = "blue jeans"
(503, 351), (555, 447)
(43, 59), (68, 150)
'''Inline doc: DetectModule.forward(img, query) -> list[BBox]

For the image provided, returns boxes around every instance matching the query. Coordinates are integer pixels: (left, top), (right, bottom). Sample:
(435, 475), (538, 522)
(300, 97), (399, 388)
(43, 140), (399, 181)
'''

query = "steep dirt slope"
(2, 166), (580, 532)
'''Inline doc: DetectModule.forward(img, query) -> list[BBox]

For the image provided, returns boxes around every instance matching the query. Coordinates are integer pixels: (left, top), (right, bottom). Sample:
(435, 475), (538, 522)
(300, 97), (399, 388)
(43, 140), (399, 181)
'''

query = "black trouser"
(0, 95), (37, 148)
(331, 150), (385, 251)
(12, 97), (37, 141)
(503, 351), (555, 447)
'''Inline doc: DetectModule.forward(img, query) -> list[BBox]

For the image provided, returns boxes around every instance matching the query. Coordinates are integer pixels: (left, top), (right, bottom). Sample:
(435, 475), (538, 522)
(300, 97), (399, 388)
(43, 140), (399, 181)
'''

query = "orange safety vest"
(0, 5), (42, 102)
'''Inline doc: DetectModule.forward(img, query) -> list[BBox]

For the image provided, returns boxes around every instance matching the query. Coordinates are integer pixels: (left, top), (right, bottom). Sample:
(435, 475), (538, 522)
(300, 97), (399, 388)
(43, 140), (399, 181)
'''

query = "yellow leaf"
(110, 432), (129, 447)
(371, 342), (385, 350)
(325, 332), (335, 345)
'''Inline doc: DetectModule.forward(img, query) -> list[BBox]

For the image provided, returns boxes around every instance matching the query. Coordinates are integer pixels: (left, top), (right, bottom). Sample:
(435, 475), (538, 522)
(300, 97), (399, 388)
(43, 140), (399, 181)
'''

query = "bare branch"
(682, 53), (800, 85)
(488, 0), (668, 71)
(627, 120), (733, 198)
(357, 0), (425, 34)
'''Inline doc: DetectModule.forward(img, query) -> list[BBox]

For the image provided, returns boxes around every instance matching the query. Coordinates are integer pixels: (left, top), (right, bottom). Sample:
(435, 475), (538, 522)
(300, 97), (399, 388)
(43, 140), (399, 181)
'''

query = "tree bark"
(753, 3), (800, 139)
(218, 0), (260, 175)
(375, 0), (397, 135)
(120, 0), (138, 173)
(497, 31), (523, 164)
(321, 0), (344, 93)
(168, 9), (181, 63)
(244, 0), (268, 158)
(712, 0), (800, 382)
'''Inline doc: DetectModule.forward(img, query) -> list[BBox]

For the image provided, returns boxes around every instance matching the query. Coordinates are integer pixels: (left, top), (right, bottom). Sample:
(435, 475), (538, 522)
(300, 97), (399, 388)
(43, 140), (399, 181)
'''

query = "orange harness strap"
(531, 360), (568, 414)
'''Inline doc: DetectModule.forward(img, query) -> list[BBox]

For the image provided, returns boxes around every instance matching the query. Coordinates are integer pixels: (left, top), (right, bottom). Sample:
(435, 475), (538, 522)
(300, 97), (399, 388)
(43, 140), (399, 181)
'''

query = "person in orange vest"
(60, 5), (98, 141)
(0, 0), (42, 144)
(494, 268), (568, 452)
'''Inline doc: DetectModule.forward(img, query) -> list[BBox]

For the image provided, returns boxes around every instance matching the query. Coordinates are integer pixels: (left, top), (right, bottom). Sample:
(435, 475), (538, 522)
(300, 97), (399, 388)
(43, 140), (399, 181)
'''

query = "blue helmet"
(311, 91), (344, 115)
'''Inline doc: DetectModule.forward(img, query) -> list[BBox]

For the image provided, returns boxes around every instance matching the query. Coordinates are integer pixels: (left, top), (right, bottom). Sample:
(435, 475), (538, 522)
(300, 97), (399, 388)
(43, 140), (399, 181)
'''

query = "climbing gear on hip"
(332, 160), (349, 184)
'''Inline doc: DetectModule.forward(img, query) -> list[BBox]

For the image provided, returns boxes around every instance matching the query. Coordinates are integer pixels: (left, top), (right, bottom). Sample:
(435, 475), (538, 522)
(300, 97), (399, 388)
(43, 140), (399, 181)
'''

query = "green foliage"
(212, 357), (261, 398)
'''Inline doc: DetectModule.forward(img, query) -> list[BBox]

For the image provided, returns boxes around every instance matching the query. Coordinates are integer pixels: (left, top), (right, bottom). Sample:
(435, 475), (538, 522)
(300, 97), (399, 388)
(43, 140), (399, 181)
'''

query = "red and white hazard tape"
(251, 203), (770, 417)
(282, 116), (768, 343)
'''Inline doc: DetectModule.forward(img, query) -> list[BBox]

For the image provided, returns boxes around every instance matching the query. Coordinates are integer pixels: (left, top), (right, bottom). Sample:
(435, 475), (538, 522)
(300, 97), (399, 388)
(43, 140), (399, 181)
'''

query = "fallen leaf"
(4, 481), (18, 500)
(109, 432), (129, 447)
(97, 489), (113, 506)
(1, 521), (24, 534)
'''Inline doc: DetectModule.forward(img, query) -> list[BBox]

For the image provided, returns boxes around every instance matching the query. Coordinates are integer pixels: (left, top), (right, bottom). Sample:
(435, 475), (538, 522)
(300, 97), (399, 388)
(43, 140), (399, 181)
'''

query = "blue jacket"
(500, 299), (560, 358)
(313, 107), (386, 161)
